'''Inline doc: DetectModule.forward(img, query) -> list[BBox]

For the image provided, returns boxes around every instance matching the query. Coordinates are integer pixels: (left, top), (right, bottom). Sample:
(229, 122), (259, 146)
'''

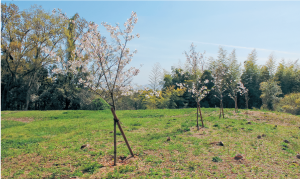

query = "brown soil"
(2, 117), (34, 123)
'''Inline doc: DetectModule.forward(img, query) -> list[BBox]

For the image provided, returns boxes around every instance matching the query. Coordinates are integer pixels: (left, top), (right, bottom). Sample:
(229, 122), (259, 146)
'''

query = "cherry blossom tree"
(52, 12), (141, 109)
(182, 43), (209, 129)
(50, 11), (140, 166)
(184, 43), (206, 76)
(238, 82), (249, 109)
(177, 79), (209, 130)
(189, 80), (210, 129)
(227, 81), (239, 113)
(228, 81), (249, 113)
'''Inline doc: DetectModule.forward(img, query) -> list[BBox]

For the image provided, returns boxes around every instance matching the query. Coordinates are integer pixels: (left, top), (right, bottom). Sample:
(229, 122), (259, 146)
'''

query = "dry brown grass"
(243, 110), (300, 126)
(2, 117), (34, 123)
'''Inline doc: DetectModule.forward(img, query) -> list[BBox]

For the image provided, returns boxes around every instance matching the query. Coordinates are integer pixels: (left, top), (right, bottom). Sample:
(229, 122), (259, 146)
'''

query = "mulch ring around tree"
(101, 154), (140, 167)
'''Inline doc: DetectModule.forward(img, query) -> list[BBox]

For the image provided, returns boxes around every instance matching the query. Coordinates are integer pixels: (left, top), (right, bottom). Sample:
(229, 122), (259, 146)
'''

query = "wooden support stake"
(114, 120), (117, 166)
(196, 105), (199, 130)
(111, 107), (134, 158)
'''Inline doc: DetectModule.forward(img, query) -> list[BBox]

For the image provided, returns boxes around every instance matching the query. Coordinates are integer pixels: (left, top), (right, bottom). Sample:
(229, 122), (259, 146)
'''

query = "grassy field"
(1, 108), (300, 178)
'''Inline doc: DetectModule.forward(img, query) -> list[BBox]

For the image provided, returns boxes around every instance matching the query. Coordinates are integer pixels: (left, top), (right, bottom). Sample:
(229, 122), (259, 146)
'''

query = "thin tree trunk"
(1, 85), (6, 111)
(5, 91), (10, 110)
(235, 96), (237, 113)
(111, 107), (134, 166)
(1, 81), (10, 110)
(25, 84), (32, 110)
(222, 101), (224, 118)
(25, 73), (37, 110)
(245, 92), (249, 109)
(219, 100), (222, 118)
(111, 92), (116, 111)
(65, 98), (70, 110)
(219, 99), (224, 118)
(198, 102), (204, 128)
(197, 105), (199, 130)
(2, 56), (16, 110)
(25, 87), (31, 110)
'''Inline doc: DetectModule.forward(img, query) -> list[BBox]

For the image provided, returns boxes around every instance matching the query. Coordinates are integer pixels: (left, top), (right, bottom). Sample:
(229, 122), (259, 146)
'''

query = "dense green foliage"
(260, 80), (282, 110)
(278, 93), (300, 115)
(1, 3), (97, 110)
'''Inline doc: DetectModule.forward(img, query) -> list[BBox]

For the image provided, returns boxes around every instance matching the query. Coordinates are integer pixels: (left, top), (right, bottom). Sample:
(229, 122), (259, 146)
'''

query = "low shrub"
(278, 93), (300, 115)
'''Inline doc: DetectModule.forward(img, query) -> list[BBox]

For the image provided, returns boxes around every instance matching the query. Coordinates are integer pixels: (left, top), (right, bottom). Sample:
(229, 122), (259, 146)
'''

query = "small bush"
(278, 93), (300, 115)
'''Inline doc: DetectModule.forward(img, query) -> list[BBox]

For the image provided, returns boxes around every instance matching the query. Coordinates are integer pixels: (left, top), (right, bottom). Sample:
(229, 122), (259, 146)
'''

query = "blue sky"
(3, 1), (300, 86)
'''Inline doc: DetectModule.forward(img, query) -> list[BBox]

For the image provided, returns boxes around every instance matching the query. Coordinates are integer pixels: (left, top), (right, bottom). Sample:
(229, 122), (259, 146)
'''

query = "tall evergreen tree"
(241, 49), (262, 109)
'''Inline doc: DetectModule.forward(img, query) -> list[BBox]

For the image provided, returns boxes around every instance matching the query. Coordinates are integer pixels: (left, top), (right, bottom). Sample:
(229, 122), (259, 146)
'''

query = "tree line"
(2, 3), (300, 114)
(117, 46), (300, 114)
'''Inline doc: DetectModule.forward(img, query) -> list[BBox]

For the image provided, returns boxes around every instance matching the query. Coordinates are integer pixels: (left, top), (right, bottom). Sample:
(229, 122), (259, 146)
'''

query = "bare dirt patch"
(90, 154), (140, 178)
(2, 117), (34, 123)
(242, 111), (300, 126)
(190, 127), (210, 138)
(1, 153), (50, 178)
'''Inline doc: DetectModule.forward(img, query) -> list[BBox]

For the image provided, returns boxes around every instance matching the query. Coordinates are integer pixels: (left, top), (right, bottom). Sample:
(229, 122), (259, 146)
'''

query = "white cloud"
(191, 41), (300, 56)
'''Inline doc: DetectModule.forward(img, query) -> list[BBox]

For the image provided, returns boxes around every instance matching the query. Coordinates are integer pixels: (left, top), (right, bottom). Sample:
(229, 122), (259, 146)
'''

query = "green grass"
(1, 108), (300, 178)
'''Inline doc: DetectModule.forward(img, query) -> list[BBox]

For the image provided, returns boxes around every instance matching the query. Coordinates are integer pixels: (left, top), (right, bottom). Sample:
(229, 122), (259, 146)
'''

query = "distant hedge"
(278, 93), (300, 115)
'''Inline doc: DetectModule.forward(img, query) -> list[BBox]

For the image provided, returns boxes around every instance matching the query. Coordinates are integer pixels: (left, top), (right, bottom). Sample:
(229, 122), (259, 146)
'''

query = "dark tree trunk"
(219, 100), (222, 118)
(219, 99), (224, 118)
(65, 98), (70, 110)
(25, 88), (31, 110)
(1, 75), (14, 111)
(222, 102), (224, 118)
(245, 92), (249, 109)
(197, 102), (204, 128)
(111, 107), (134, 166)
(25, 73), (37, 111)
(235, 96), (238, 113)
(114, 119), (117, 166)
(1, 85), (6, 111)
(111, 92), (116, 111)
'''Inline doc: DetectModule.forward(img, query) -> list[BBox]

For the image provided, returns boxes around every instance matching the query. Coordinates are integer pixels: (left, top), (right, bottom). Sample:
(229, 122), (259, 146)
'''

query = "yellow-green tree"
(279, 93), (300, 115)
(1, 3), (67, 110)
(260, 80), (282, 110)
